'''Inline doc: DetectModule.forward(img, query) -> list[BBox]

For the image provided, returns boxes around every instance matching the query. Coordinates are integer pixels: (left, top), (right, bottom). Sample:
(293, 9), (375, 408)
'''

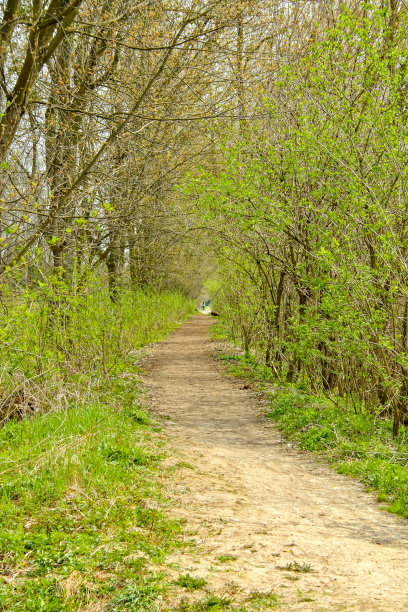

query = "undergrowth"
(0, 282), (193, 421)
(212, 324), (408, 520)
(0, 291), (194, 611)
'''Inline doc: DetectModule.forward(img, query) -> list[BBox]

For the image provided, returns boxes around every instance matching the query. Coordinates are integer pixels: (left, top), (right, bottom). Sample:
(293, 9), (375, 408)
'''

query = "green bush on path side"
(0, 290), (194, 611)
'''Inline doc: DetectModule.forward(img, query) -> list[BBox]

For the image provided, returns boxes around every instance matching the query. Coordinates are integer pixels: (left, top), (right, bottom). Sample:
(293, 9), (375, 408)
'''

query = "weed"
(104, 575), (165, 611)
(209, 323), (228, 341)
(278, 561), (312, 573)
(176, 461), (195, 470)
(245, 591), (279, 609)
(297, 589), (314, 602)
(174, 573), (207, 590)
(194, 595), (232, 610)
(123, 406), (151, 425)
(299, 597), (314, 603)
(177, 594), (232, 611)
(216, 554), (238, 563)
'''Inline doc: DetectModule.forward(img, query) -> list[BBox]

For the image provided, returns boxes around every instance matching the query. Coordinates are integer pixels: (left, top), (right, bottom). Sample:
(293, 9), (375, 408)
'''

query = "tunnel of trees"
(1, 0), (408, 437)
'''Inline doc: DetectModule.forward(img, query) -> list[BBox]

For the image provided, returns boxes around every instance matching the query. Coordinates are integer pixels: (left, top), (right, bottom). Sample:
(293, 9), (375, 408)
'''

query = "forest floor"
(145, 315), (408, 611)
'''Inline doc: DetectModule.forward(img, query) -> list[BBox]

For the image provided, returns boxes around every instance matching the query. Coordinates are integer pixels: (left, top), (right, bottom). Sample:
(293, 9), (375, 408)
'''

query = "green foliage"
(244, 591), (279, 609)
(187, 5), (408, 436)
(0, 277), (194, 419)
(174, 573), (208, 590)
(0, 290), (193, 611)
(279, 562), (312, 574)
(178, 591), (279, 612)
(190, 595), (232, 611)
(0, 401), (179, 609)
(104, 575), (165, 611)
(216, 554), (237, 563)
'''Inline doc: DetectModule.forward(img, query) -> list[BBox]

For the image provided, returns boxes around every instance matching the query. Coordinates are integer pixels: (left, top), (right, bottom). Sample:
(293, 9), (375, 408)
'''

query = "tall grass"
(0, 278), (194, 421)
(0, 282), (194, 610)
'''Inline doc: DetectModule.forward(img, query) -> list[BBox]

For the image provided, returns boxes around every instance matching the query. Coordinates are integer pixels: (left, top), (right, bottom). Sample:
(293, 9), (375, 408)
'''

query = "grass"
(178, 595), (232, 611)
(0, 285), (194, 420)
(213, 326), (408, 520)
(174, 574), (208, 590)
(244, 591), (279, 609)
(0, 292), (194, 611)
(216, 554), (237, 563)
(104, 575), (166, 611)
(278, 562), (312, 573)
(0, 402), (178, 611)
(177, 592), (279, 611)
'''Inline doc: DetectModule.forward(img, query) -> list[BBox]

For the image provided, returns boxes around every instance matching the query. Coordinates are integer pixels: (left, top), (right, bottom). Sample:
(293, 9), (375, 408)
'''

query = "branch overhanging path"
(145, 315), (408, 611)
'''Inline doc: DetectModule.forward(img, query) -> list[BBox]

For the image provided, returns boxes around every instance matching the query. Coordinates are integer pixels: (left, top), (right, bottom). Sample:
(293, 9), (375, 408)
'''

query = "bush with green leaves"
(0, 271), (194, 421)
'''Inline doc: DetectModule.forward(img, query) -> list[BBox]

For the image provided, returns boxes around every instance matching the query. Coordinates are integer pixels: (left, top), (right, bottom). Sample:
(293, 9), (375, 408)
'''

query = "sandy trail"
(145, 315), (408, 611)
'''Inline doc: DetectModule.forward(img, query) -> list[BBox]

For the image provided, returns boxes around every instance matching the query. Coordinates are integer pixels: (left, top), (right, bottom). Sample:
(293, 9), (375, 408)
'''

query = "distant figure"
(201, 301), (205, 311)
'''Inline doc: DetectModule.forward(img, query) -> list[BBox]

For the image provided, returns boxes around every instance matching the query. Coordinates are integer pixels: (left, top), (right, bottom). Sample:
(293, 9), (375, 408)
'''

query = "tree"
(188, 2), (408, 435)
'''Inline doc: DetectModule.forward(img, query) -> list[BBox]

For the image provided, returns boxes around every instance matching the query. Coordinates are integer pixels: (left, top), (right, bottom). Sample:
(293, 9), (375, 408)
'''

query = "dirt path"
(145, 315), (408, 611)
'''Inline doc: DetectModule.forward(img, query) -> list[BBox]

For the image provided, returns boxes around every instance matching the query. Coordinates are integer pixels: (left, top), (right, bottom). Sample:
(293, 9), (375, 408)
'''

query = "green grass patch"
(182, 595), (232, 610)
(104, 574), (166, 611)
(216, 554), (237, 563)
(208, 320), (228, 341)
(178, 593), (278, 612)
(0, 294), (194, 611)
(0, 400), (179, 611)
(218, 352), (408, 520)
(244, 591), (279, 609)
(174, 573), (207, 590)
(278, 562), (312, 573)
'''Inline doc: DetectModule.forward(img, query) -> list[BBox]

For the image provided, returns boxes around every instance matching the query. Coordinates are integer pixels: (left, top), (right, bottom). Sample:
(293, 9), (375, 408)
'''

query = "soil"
(144, 314), (408, 611)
